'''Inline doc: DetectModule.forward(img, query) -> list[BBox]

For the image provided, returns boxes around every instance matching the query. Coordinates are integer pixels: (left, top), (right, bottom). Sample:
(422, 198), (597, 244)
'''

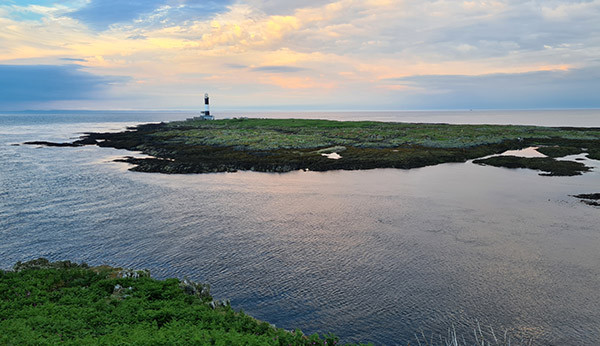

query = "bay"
(1, 110), (599, 344)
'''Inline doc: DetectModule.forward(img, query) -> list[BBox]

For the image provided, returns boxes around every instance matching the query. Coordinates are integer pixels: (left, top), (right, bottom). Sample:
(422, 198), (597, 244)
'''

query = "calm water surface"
(1, 110), (599, 345)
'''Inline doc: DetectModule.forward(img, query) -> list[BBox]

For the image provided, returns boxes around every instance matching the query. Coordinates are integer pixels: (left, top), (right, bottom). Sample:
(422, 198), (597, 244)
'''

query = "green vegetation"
(473, 156), (591, 176)
(1, 258), (358, 345)
(28, 118), (600, 174)
(156, 118), (600, 150)
(535, 146), (584, 158)
(587, 149), (600, 160)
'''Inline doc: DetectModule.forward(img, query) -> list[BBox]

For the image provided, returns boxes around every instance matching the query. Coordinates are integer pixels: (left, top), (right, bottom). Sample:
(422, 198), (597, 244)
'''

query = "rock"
(572, 193), (600, 200)
(22, 141), (81, 147)
(571, 193), (600, 206)
(117, 269), (150, 279)
(179, 277), (211, 300)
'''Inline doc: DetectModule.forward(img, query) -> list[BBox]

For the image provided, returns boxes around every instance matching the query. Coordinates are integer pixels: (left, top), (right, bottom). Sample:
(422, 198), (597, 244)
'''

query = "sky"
(0, 0), (599, 111)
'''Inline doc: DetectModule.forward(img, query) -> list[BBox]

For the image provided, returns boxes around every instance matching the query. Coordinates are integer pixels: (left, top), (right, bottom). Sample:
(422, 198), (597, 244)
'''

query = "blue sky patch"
(0, 64), (126, 106)
(67, 0), (232, 30)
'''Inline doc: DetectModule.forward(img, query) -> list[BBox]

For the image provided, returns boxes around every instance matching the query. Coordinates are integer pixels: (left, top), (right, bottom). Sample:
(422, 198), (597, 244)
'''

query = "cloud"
(224, 63), (247, 69)
(0, 64), (127, 109)
(60, 57), (86, 62)
(243, 0), (339, 15)
(251, 65), (306, 73)
(127, 34), (147, 40)
(384, 67), (600, 109)
(157, 0), (234, 25)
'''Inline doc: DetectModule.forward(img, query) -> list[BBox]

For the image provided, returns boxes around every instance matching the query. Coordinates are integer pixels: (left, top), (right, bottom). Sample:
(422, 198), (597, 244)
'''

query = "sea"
(1, 109), (599, 345)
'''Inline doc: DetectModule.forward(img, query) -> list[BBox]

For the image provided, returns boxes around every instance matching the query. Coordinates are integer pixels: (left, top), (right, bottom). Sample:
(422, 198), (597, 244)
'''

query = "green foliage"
(586, 149), (600, 160)
(1, 259), (362, 345)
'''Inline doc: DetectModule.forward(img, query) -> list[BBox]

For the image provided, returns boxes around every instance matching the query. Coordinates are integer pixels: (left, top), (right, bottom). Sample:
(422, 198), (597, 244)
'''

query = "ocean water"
(1, 110), (599, 345)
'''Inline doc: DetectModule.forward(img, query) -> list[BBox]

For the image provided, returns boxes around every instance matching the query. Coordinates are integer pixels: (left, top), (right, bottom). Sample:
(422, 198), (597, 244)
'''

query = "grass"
(414, 320), (535, 346)
(1, 258), (362, 345)
(158, 118), (600, 151)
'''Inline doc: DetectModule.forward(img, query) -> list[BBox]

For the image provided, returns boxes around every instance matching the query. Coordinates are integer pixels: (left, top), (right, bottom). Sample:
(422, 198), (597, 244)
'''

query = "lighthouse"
(200, 93), (214, 120)
(203, 93), (210, 116)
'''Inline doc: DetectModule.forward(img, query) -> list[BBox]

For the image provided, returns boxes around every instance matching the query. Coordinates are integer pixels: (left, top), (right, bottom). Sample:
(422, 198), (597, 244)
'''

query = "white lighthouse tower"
(200, 93), (214, 120)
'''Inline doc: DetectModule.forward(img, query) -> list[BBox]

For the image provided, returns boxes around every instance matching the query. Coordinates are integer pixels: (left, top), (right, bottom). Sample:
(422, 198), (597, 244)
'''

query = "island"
(26, 118), (600, 176)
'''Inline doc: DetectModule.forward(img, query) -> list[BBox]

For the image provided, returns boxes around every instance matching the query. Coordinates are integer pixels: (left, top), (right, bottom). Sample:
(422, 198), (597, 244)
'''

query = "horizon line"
(3, 107), (600, 113)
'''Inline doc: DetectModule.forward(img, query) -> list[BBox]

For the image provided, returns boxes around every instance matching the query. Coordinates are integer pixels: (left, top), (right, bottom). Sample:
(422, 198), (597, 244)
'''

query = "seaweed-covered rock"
(573, 193), (600, 200)
(473, 156), (591, 176)
(572, 193), (600, 206)
(22, 141), (81, 147)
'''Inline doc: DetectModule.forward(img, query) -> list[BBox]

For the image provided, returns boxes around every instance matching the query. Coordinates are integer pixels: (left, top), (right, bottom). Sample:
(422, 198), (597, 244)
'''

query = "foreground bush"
(0, 258), (355, 345)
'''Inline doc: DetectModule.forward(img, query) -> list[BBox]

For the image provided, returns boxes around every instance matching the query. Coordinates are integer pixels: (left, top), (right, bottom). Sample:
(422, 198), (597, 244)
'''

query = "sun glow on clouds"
(0, 0), (599, 110)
